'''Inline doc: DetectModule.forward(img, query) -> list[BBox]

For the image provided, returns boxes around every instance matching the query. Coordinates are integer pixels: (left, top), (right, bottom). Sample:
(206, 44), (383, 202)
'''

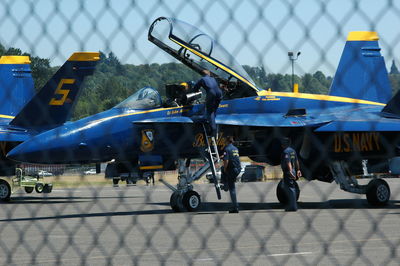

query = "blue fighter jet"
(0, 52), (99, 201)
(8, 17), (400, 211)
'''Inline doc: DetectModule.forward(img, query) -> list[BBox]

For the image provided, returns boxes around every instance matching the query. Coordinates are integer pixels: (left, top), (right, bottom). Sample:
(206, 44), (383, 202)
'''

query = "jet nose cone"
(7, 134), (65, 164)
(7, 140), (36, 162)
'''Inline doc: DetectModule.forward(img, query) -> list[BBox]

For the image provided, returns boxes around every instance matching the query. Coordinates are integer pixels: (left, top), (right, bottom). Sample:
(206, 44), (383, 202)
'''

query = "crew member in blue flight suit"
(280, 137), (302, 212)
(221, 136), (242, 213)
(193, 69), (223, 138)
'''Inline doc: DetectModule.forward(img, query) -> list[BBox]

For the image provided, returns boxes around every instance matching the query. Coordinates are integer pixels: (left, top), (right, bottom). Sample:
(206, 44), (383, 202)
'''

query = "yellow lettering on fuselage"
(254, 96), (280, 101)
(334, 134), (341, 152)
(192, 132), (227, 148)
(343, 133), (351, 152)
(192, 133), (205, 147)
(333, 132), (381, 152)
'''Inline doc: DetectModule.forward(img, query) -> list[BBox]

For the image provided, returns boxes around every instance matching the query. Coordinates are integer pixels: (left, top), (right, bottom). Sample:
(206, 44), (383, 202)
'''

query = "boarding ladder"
(202, 124), (222, 199)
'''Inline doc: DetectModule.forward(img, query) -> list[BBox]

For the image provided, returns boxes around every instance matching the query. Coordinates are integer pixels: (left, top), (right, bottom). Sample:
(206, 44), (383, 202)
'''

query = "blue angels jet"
(0, 52), (99, 201)
(7, 17), (400, 211)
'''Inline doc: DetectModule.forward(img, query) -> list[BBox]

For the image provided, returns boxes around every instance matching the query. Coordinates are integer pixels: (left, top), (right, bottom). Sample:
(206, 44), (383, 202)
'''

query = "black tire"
(113, 179), (119, 185)
(35, 183), (44, 193)
(276, 179), (300, 205)
(24, 187), (34, 194)
(43, 184), (53, 193)
(366, 179), (390, 206)
(126, 178), (136, 185)
(170, 192), (184, 212)
(182, 190), (201, 212)
(0, 179), (11, 202)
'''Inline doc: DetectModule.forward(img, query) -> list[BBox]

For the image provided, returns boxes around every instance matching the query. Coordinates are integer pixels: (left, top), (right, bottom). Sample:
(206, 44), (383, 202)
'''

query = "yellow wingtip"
(347, 31), (379, 41)
(0, 56), (31, 64)
(68, 52), (100, 62)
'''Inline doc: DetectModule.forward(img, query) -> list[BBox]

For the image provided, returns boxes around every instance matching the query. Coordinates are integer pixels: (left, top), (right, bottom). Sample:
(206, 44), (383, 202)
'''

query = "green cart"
(0, 168), (53, 201)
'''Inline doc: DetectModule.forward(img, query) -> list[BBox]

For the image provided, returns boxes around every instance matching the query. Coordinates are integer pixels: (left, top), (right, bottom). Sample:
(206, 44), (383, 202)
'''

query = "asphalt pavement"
(0, 178), (399, 265)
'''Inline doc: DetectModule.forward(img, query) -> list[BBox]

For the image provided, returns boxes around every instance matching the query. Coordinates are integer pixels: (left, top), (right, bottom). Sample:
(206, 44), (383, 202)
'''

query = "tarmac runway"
(0, 178), (399, 265)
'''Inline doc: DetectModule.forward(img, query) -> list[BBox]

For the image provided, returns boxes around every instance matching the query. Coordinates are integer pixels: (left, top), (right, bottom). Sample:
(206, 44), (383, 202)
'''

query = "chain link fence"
(0, 0), (400, 265)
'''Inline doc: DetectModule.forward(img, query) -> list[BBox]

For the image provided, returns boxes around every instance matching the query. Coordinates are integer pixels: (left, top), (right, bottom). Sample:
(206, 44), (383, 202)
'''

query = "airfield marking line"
(266, 251), (313, 257)
(196, 251), (313, 261)
(195, 251), (314, 262)
(196, 258), (214, 261)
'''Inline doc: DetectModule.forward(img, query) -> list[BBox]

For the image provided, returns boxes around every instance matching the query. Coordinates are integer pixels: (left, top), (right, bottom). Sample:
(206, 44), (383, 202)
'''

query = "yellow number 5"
(49, 79), (75, 106)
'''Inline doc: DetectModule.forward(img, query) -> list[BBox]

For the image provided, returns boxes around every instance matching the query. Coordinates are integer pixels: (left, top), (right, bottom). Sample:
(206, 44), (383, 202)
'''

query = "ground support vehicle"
(0, 168), (53, 201)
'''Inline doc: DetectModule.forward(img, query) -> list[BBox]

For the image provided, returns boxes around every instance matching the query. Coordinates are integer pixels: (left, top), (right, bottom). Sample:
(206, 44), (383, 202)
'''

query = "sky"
(1, 0), (400, 76)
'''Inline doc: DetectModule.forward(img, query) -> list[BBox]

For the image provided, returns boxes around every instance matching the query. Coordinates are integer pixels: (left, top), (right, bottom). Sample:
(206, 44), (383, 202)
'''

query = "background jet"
(0, 52), (99, 201)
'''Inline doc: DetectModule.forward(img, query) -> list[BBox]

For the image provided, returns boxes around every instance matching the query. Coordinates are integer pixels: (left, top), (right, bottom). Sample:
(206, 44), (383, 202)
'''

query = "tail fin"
(381, 90), (400, 116)
(328, 31), (392, 103)
(10, 52), (100, 130)
(0, 56), (35, 118)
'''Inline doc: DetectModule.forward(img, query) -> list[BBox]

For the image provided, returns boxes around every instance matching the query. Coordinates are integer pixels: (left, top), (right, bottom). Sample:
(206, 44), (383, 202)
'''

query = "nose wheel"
(170, 190), (201, 212)
(163, 156), (217, 212)
(170, 191), (184, 212)
(183, 190), (201, 211)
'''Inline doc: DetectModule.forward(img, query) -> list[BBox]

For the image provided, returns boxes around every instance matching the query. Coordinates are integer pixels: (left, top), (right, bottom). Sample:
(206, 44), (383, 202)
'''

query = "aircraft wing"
(216, 113), (331, 128)
(217, 113), (400, 131)
(132, 113), (400, 133)
(133, 113), (332, 128)
(0, 130), (32, 142)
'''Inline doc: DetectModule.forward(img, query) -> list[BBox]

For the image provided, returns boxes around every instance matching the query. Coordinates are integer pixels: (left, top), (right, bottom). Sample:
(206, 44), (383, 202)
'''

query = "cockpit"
(113, 85), (203, 110)
(114, 87), (162, 109)
(115, 17), (262, 111)
(148, 17), (259, 99)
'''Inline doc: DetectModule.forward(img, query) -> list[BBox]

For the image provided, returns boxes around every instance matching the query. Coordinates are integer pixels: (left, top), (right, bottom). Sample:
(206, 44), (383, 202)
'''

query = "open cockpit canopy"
(148, 17), (258, 99)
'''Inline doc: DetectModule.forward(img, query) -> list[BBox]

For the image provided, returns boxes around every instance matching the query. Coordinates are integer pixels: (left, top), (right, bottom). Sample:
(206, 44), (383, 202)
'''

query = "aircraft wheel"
(182, 190), (201, 212)
(170, 192), (185, 212)
(276, 179), (300, 205)
(113, 179), (119, 186)
(43, 184), (53, 193)
(35, 183), (44, 193)
(0, 180), (11, 202)
(24, 187), (34, 194)
(366, 179), (390, 206)
(126, 178), (136, 186)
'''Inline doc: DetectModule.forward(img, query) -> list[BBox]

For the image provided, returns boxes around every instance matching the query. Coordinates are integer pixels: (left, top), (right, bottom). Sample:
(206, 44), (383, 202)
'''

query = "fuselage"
(7, 90), (389, 166)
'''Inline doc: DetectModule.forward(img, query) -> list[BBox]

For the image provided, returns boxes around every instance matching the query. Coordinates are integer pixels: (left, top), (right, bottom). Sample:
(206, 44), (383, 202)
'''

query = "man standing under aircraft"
(280, 137), (302, 212)
(221, 136), (241, 213)
(193, 69), (223, 138)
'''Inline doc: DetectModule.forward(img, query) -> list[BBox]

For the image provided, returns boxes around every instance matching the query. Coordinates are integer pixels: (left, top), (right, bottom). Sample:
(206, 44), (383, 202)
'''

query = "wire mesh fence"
(0, 0), (400, 265)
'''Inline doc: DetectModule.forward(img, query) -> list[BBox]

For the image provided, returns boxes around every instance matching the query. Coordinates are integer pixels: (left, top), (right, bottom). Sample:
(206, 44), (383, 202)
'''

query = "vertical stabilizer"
(0, 56), (34, 118)
(10, 52), (100, 130)
(382, 90), (400, 116)
(329, 31), (392, 103)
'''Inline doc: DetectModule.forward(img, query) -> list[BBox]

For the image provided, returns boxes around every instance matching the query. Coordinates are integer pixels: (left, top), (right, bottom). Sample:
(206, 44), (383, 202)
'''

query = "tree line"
(1, 45), (400, 120)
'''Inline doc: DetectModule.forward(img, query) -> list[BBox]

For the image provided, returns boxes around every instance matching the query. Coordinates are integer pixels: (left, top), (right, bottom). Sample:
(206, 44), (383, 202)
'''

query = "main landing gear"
(276, 179), (300, 205)
(330, 161), (390, 206)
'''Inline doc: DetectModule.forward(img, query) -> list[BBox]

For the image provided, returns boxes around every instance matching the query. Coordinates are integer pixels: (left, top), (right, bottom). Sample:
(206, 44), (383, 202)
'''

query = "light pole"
(288, 51), (301, 91)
